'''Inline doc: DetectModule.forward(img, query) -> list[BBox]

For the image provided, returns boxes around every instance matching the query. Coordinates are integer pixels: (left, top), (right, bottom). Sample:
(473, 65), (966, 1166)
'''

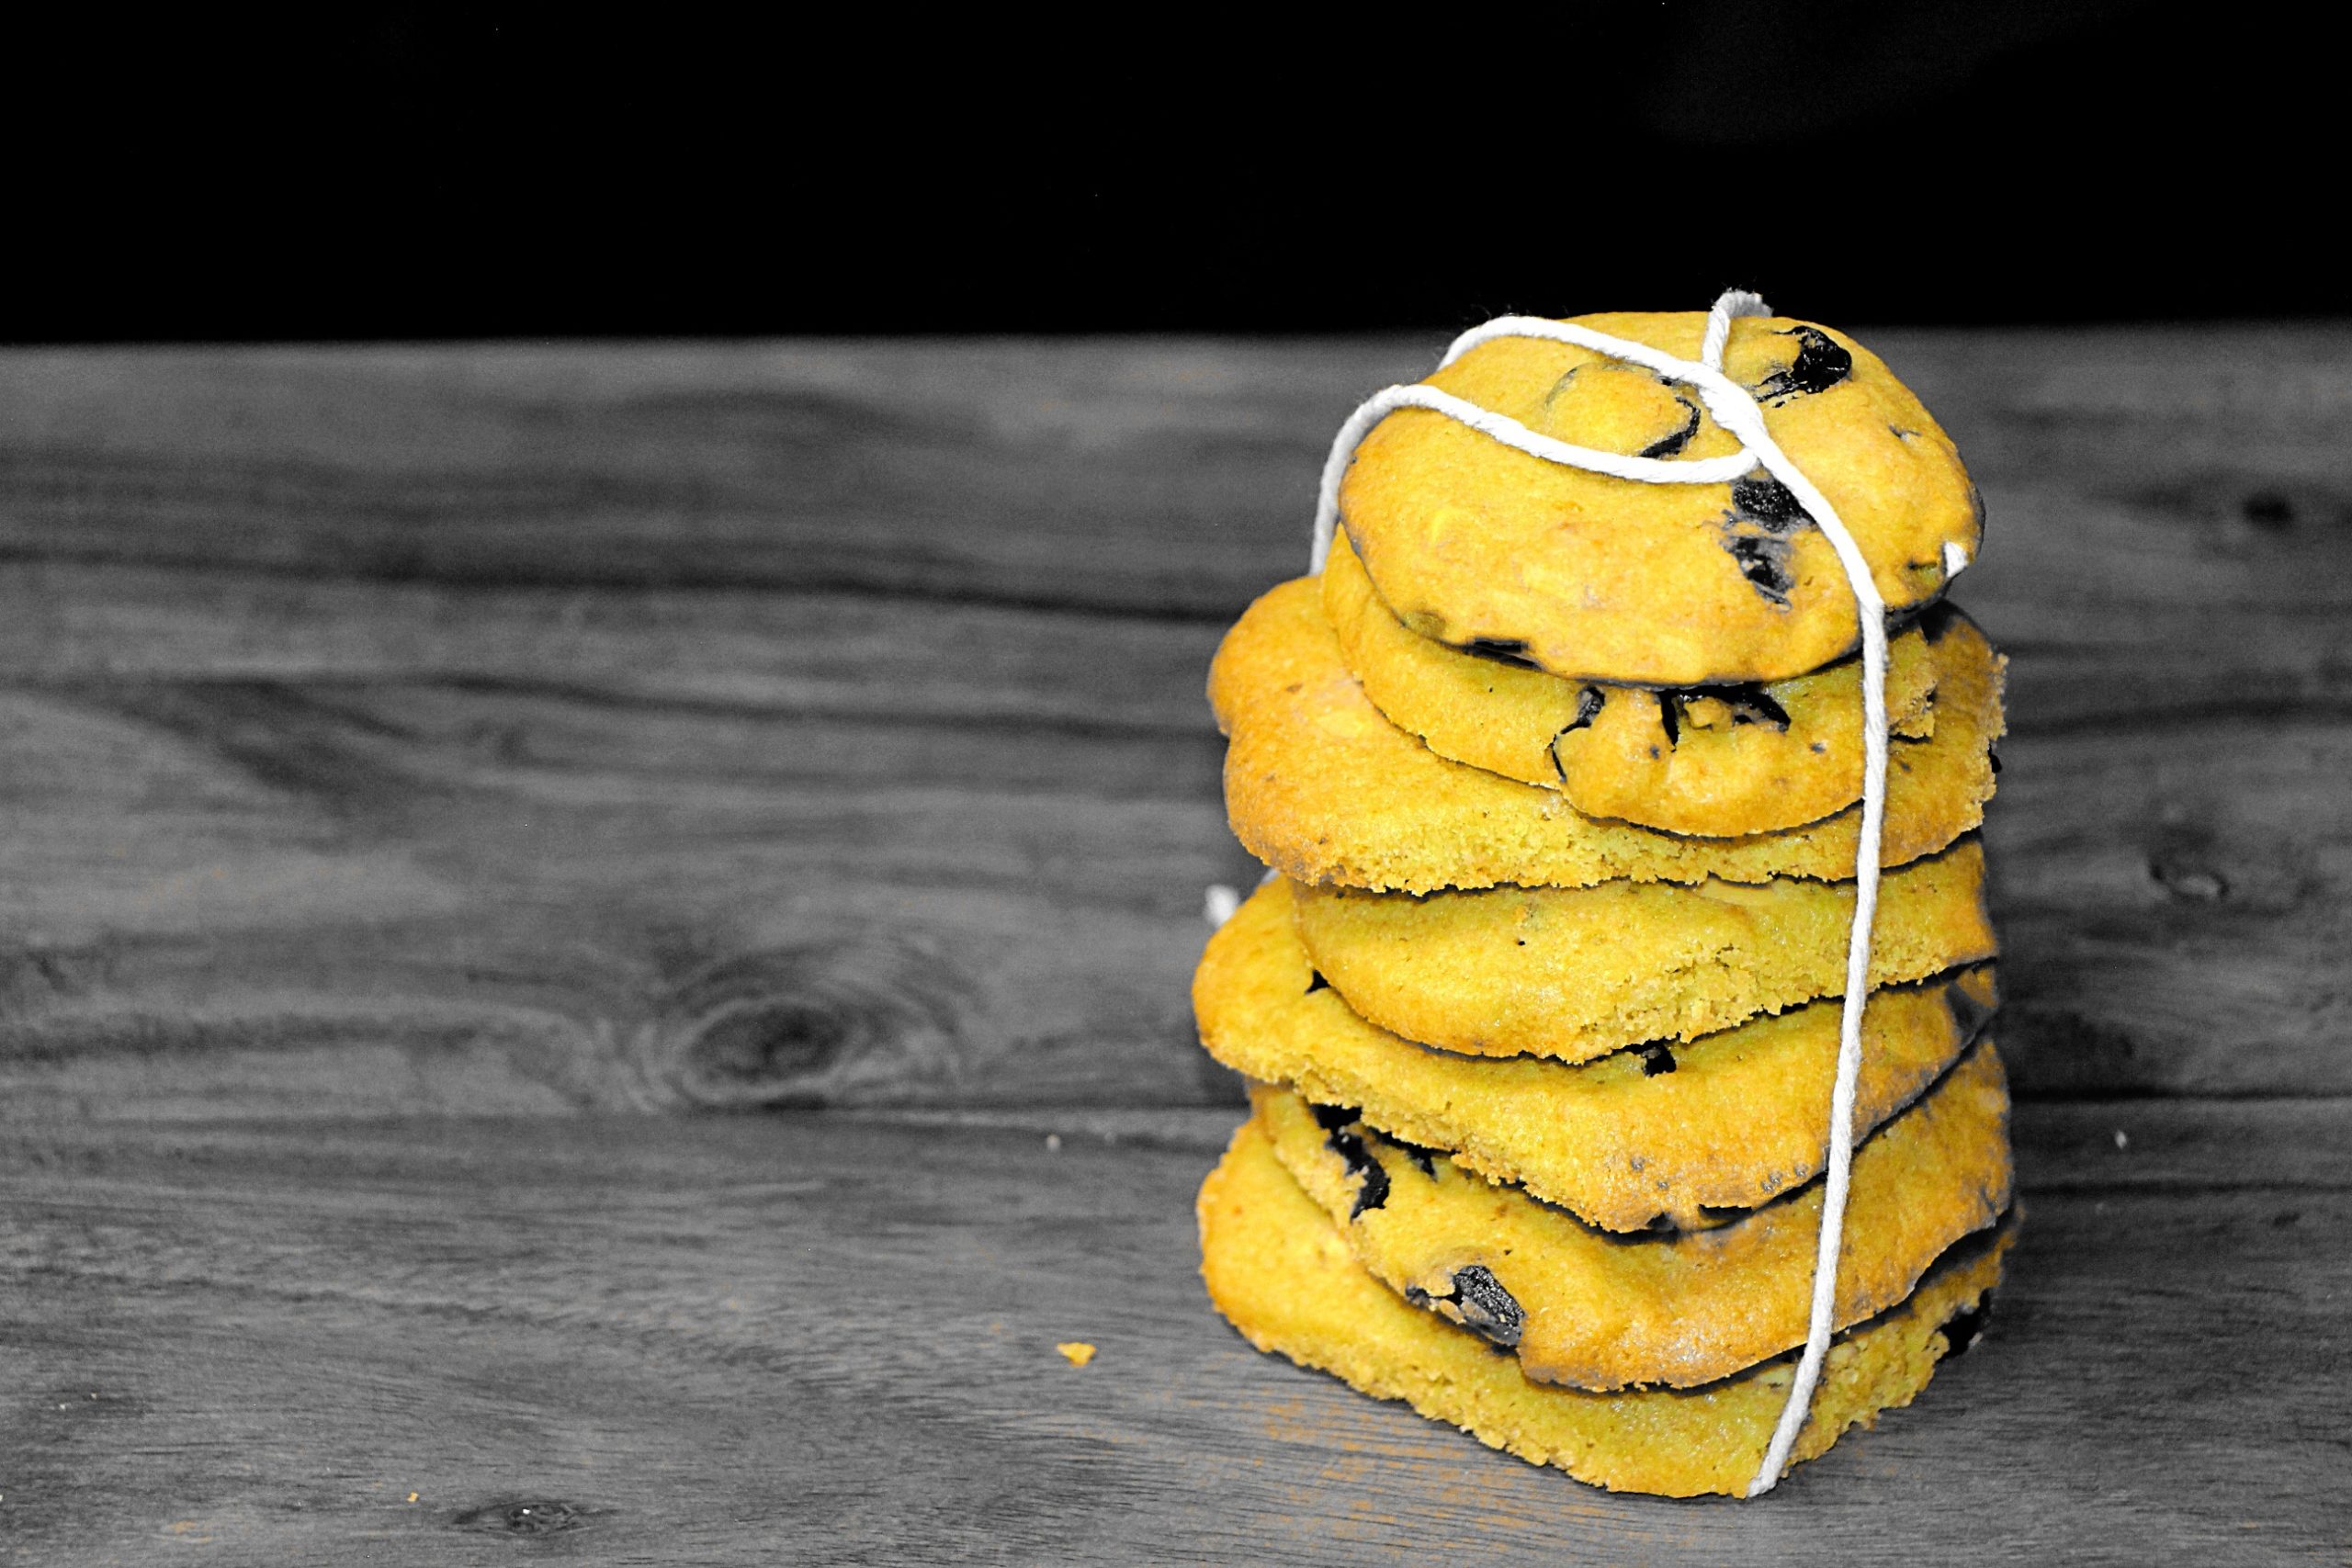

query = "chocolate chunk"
(1321, 1121), (1391, 1218)
(1724, 684), (1791, 728)
(1723, 533), (1795, 605)
(1653, 682), (1791, 739)
(1757, 326), (1853, 401)
(1547, 687), (1607, 784)
(1988, 751), (2003, 775)
(1377, 1132), (1444, 1177)
(1731, 472), (1808, 532)
(1447, 1266), (1525, 1347)
(1305, 970), (1329, 995)
(1455, 637), (1542, 670)
(1408, 1267), (1524, 1348)
(1944, 981), (1998, 1046)
(1636, 1043), (1677, 1077)
(1935, 1292), (1995, 1359)
(1638, 395), (1703, 459)
(1308, 1101), (1358, 1133)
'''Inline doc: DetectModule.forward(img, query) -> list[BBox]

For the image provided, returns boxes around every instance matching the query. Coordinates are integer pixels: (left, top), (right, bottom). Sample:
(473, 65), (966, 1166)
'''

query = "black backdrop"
(10, 2), (2337, 341)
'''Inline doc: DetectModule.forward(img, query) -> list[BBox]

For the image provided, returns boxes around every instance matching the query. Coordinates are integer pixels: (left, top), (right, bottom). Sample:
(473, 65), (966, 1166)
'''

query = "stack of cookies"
(1193, 310), (2012, 1497)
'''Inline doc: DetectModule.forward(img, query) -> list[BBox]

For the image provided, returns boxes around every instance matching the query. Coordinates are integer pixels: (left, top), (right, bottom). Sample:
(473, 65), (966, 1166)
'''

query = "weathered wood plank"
(0, 340), (1397, 615)
(8, 329), (2351, 696)
(1, 333), (2349, 1114)
(0, 660), (2343, 1111)
(0, 673), (1257, 1117)
(2, 1102), (2344, 1565)
(1988, 714), (2352, 1095)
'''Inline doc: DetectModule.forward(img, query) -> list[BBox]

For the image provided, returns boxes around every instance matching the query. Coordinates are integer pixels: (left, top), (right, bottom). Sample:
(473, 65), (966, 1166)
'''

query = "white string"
(1304, 292), (1893, 1497)
(1306, 386), (1753, 573)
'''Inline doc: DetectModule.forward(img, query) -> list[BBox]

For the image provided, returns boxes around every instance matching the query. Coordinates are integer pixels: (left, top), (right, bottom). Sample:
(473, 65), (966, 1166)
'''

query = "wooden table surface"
(1, 331), (2346, 1564)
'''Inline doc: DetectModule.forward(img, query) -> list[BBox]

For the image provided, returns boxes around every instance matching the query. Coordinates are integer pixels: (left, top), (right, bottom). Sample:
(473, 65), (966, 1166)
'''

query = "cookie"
(1322, 527), (1958, 836)
(1199, 1113), (2012, 1497)
(1211, 576), (2004, 893)
(1292, 837), (1992, 1062)
(1193, 878), (1997, 1232)
(1336, 312), (1981, 686)
(1252, 1036), (2011, 1390)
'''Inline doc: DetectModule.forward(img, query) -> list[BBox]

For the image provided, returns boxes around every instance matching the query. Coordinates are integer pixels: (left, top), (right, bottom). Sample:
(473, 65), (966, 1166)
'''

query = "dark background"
(8, 1), (2336, 341)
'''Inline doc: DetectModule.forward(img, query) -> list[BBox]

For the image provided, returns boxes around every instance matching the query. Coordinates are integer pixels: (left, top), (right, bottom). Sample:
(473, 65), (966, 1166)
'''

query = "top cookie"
(1339, 312), (1981, 684)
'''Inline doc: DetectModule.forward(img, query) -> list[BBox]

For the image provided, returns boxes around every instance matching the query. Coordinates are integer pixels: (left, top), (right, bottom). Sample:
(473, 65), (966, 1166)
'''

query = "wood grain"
(2, 332), (2349, 1115)
(2, 1103), (2344, 1566)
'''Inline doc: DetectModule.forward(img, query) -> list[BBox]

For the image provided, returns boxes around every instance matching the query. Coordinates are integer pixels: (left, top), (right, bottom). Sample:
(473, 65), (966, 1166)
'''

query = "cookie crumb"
(1056, 1341), (1098, 1367)
(2113, 1128), (2129, 1150)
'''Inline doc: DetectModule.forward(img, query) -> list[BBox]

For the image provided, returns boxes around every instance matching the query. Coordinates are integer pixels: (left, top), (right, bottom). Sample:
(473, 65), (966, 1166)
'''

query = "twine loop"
(1310, 292), (1893, 1496)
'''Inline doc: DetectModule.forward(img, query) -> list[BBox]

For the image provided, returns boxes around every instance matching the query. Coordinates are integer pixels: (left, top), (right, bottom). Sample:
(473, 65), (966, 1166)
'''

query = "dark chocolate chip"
(1731, 472), (1808, 531)
(1757, 325), (1852, 401)
(1636, 1043), (1677, 1077)
(1447, 1266), (1525, 1347)
(1935, 1292), (1995, 1359)
(1723, 533), (1795, 605)
(1455, 637), (1542, 670)
(1654, 682), (1791, 734)
(1382, 1134), (1442, 1177)
(1305, 970), (1329, 995)
(1308, 1101), (1359, 1133)
(1547, 687), (1607, 784)
(1323, 1123), (1391, 1218)
(1727, 683), (1791, 728)
(1657, 691), (1681, 746)
(1638, 395), (1703, 459)
(1988, 751), (2002, 774)
(1944, 979), (1998, 1045)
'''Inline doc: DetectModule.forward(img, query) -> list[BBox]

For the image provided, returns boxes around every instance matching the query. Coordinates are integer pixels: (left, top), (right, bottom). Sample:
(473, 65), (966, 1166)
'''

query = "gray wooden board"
(2, 1102), (2346, 1565)
(2, 333), (2348, 1558)
(3, 331), (2352, 1115)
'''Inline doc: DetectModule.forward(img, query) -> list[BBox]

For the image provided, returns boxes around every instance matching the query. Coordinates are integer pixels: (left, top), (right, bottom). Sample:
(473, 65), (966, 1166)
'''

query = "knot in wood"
(644, 934), (971, 1109)
(450, 1498), (593, 1535)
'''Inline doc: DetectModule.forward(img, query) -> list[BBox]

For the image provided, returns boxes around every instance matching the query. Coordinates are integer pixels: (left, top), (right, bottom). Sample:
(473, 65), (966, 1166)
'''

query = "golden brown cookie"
(1193, 878), (1997, 1232)
(1211, 576), (2004, 893)
(1198, 1113), (2012, 1497)
(1322, 527), (1959, 836)
(1252, 1036), (2011, 1390)
(1291, 837), (1993, 1062)
(1336, 312), (1981, 685)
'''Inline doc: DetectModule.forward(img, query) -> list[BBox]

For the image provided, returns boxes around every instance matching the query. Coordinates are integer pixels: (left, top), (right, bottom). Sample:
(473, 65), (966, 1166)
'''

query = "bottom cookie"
(1198, 1113), (2009, 1498)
